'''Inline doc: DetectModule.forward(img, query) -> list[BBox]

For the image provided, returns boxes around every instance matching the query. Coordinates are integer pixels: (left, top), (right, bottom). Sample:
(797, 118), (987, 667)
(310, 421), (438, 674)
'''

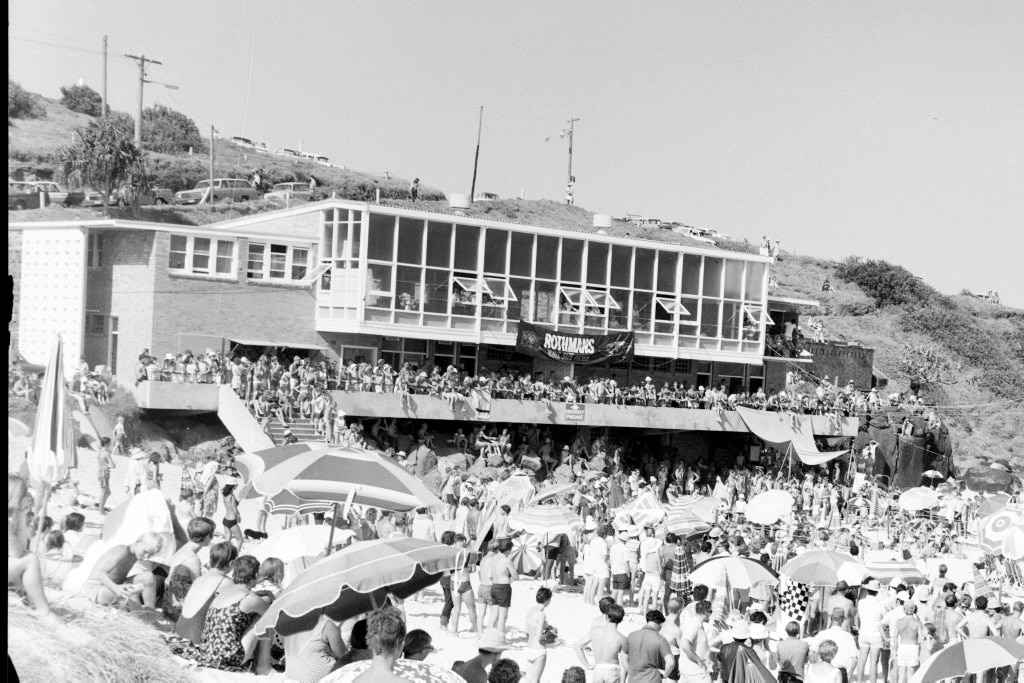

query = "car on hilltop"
(172, 178), (261, 205)
(265, 182), (314, 202)
(8, 180), (105, 208)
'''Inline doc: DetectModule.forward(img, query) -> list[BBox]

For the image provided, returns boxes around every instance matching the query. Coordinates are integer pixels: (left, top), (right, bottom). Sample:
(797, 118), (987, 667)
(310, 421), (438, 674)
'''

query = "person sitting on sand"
(172, 541), (238, 644)
(162, 516), (216, 621)
(80, 531), (163, 609)
(8, 475), (60, 625)
(351, 607), (407, 682)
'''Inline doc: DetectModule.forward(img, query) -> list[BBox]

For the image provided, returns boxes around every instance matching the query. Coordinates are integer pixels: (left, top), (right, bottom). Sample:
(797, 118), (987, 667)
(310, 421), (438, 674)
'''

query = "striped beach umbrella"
(863, 558), (928, 585)
(263, 488), (336, 517)
(508, 505), (583, 536)
(251, 525), (355, 563)
(910, 637), (1024, 683)
(235, 442), (329, 483)
(508, 535), (544, 574)
(666, 495), (720, 525)
(243, 445), (444, 513)
(615, 491), (667, 528)
(27, 336), (77, 486)
(253, 537), (467, 636)
(979, 508), (1024, 555)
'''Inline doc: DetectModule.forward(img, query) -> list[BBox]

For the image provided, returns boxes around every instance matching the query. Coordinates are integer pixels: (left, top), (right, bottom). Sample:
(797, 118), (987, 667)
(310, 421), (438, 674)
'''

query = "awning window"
(229, 338), (325, 351)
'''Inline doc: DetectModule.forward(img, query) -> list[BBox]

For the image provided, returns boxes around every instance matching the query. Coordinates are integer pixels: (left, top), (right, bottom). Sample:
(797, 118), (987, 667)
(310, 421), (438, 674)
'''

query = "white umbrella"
(899, 487), (941, 512)
(252, 525), (355, 563)
(689, 554), (779, 589)
(746, 490), (795, 525)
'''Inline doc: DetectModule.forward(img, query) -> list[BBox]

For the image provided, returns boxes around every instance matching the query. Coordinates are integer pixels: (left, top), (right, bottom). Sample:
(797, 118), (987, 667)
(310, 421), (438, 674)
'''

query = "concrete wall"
(135, 381), (220, 411)
(216, 385), (274, 453)
(329, 390), (858, 435)
(804, 341), (875, 389)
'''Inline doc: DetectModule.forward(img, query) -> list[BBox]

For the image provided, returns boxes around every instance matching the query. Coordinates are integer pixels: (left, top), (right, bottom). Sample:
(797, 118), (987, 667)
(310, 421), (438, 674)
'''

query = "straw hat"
(865, 579), (882, 592)
(728, 622), (751, 640)
(749, 624), (770, 641)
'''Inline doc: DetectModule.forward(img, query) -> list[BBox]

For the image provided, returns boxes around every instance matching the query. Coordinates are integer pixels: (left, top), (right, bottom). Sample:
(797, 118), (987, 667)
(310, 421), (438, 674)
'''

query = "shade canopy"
(251, 525), (354, 563)
(253, 537), (467, 637)
(736, 406), (848, 465)
(689, 554), (779, 589)
(508, 505), (583, 536)
(781, 550), (864, 587)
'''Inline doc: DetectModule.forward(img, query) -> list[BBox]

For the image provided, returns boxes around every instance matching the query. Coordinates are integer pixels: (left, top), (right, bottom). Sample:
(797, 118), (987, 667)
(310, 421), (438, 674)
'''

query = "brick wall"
(805, 341), (874, 389)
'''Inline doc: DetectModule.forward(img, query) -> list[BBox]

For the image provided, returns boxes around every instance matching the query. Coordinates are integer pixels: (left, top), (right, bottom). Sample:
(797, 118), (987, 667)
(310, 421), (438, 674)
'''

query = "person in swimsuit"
(489, 538), (519, 636)
(523, 586), (554, 683)
(448, 533), (478, 636)
(163, 516), (216, 621)
(222, 483), (243, 550)
(171, 541), (239, 644)
(8, 474), (59, 625)
(477, 541), (496, 633)
(574, 602), (628, 683)
(894, 602), (922, 683)
(96, 437), (114, 512)
(81, 532), (163, 609)
(806, 640), (843, 683)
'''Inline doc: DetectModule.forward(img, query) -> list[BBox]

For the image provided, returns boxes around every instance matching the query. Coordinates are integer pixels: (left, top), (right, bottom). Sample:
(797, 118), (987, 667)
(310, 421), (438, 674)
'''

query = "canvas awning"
(228, 338), (325, 351)
(735, 406), (848, 465)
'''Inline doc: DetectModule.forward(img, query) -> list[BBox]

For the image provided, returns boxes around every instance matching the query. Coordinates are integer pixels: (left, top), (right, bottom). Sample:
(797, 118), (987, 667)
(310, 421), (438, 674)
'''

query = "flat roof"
(767, 295), (820, 308)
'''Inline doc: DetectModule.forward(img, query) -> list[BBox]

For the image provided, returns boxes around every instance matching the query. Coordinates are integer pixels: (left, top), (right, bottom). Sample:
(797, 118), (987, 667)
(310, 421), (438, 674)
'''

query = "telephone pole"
(101, 36), (108, 119)
(124, 53), (164, 148)
(562, 117), (579, 205)
(470, 106), (483, 202)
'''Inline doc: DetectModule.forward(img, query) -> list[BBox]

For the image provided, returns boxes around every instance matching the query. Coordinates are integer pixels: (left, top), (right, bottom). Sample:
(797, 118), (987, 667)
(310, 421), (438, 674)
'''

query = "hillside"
(771, 253), (1024, 470)
(8, 92), (445, 201)
(9, 87), (1023, 472)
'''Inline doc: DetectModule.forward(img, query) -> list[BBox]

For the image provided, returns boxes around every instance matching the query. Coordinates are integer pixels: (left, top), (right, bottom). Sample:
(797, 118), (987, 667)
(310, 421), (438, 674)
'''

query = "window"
(245, 242), (311, 282)
(87, 233), (103, 268)
(168, 235), (235, 277)
(655, 296), (691, 316)
(452, 276), (517, 303)
(673, 359), (692, 374)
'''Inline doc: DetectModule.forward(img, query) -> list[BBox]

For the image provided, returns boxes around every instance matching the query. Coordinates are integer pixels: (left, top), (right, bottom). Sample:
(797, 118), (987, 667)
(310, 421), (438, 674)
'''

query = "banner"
(514, 321), (634, 365)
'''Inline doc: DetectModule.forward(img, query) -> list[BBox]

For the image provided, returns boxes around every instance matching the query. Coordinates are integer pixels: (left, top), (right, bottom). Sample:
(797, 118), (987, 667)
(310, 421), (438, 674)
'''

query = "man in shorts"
(894, 601), (922, 683)
(610, 528), (631, 605)
(489, 537), (519, 635)
(476, 541), (496, 632)
(638, 525), (664, 613)
(855, 580), (885, 683)
(96, 437), (114, 512)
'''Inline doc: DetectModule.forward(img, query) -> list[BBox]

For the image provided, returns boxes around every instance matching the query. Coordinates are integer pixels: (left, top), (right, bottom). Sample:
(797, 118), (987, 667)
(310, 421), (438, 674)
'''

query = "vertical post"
(567, 117), (575, 184)
(135, 55), (145, 148)
(102, 36), (108, 119)
(326, 502), (339, 556)
(470, 106), (483, 201)
(208, 125), (215, 207)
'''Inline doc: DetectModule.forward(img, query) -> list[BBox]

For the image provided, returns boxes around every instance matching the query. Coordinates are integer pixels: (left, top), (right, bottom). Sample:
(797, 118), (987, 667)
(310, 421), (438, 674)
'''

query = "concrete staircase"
(265, 417), (323, 445)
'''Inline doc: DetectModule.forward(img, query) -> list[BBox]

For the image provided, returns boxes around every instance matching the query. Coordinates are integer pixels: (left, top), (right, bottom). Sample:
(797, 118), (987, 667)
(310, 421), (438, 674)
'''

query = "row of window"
(167, 235), (312, 282)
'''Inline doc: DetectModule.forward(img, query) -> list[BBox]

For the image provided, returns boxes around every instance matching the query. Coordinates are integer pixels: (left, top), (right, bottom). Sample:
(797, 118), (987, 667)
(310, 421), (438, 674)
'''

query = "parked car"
(474, 192), (499, 201)
(265, 182), (314, 202)
(274, 148), (301, 158)
(8, 183), (43, 210)
(230, 136), (256, 150)
(172, 178), (260, 205)
(110, 184), (174, 206)
(8, 180), (103, 207)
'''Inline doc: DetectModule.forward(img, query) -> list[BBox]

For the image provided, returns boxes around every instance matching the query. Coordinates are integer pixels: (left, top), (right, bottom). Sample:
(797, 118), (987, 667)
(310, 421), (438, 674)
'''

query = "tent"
(735, 407), (849, 467)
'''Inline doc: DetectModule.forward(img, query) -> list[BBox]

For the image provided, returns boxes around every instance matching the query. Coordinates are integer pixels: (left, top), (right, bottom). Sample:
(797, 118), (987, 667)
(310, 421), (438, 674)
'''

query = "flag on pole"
(28, 335), (77, 485)
(775, 573), (812, 637)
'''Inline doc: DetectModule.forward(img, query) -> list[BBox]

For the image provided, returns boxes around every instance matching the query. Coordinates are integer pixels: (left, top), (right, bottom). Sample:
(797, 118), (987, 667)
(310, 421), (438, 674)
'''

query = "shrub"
(142, 104), (204, 154)
(97, 384), (143, 446)
(838, 257), (937, 309)
(60, 83), (103, 116)
(8, 79), (45, 121)
(833, 300), (875, 316)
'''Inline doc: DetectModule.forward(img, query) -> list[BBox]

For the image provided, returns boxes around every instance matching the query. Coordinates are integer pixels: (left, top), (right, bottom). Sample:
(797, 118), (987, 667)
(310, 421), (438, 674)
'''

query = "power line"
(14, 26), (98, 46)
(9, 35), (104, 56)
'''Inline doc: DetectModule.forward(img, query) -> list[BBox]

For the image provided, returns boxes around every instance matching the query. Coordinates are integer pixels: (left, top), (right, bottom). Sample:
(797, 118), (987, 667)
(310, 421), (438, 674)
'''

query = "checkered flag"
(775, 573), (811, 636)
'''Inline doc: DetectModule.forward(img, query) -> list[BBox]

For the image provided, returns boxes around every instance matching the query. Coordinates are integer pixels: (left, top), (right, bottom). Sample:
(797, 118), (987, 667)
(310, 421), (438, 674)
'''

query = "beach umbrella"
(746, 490), (796, 525)
(964, 467), (1013, 494)
(921, 470), (944, 480)
(252, 537), (467, 637)
(251, 525), (355, 563)
(101, 488), (185, 566)
(491, 475), (535, 508)
(689, 554), (779, 590)
(977, 494), (1012, 517)
(667, 495), (720, 525)
(508, 535), (544, 574)
(532, 482), (576, 504)
(910, 637), (1024, 683)
(1002, 526), (1024, 561)
(898, 487), (941, 513)
(616, 491), (667, 528)
(863, 558), (928, 585)
(508, 505), (583, 536)
(242, 445), (444, 513)
(27, 336), (77, 490)
(234, 442), (329, 483)
(979, 508), (1024, 555)
(263, 488), (336, 517)
(781, 550), (863, 587)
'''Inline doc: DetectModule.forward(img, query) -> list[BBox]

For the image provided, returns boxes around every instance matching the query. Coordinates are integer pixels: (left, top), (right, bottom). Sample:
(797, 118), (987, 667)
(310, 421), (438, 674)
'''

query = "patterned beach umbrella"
(615, 491), (667, 528)
(910, 638), (1024, 683)
(263, 488), (336, 517)
(781, 550), (863, 587)
(666, 495), (720, 526)
(242, 445), (444, 513)
(508, 505), (583, 536)
(27, 336), (77, 486)
(979, 508), (1024, 555)
(863, 558), (928, 585)
(234, 442), (328, 483)
(253, 537), (467, 637)
(508, 535), (544, 574)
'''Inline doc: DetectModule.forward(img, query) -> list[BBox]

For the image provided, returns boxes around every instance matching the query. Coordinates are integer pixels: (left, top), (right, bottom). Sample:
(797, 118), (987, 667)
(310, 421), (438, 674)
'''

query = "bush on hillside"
(142, 104), (204, 154)
(838, 257), (936, 308)
(60, 83), (103, 117)
(8, 79), (45, 121)
(96, 384), (143, 446)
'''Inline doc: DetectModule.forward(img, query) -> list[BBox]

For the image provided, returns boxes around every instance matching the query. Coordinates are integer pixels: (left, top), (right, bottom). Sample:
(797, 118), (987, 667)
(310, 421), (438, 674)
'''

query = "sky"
(9, 1), (1024, 308)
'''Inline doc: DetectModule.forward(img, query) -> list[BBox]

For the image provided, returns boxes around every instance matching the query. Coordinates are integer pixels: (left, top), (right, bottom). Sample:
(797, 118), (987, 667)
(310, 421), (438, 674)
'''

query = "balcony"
(134, 381), (220, 411)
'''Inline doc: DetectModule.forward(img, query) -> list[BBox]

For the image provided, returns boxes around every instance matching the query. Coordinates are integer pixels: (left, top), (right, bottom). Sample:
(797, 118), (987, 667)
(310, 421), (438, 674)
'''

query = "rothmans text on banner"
(515, 321), (635, 365)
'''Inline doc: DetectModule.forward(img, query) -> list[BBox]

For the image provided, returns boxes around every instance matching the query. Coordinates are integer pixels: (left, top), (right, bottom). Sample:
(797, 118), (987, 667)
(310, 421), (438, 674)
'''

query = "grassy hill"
(771, 253), (1024, 470)
(9, 88), (1023, 472)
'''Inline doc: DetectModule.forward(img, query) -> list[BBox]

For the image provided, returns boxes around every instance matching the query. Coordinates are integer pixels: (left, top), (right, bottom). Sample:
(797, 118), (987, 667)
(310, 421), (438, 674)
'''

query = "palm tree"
(59, 117), (149, 215)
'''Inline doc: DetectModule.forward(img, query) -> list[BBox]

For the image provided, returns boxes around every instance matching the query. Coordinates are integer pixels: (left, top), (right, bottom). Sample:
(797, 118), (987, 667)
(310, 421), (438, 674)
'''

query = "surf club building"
(9, 199), (858, 452)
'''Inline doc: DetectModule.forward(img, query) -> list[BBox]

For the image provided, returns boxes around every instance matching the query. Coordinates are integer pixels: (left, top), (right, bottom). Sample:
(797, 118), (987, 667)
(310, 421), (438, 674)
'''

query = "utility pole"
(470, 106), (483, 202)
(101, 36), (108, 119)
(562, 117), (579, 205)
(124, 53), (164, 148)
(208, 125), (216, 208)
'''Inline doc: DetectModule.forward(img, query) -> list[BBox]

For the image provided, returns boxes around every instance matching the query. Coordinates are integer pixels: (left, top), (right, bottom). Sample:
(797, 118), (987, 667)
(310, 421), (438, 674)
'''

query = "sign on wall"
(515, 320), (634, 365)
(565, 403), (586, 422)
